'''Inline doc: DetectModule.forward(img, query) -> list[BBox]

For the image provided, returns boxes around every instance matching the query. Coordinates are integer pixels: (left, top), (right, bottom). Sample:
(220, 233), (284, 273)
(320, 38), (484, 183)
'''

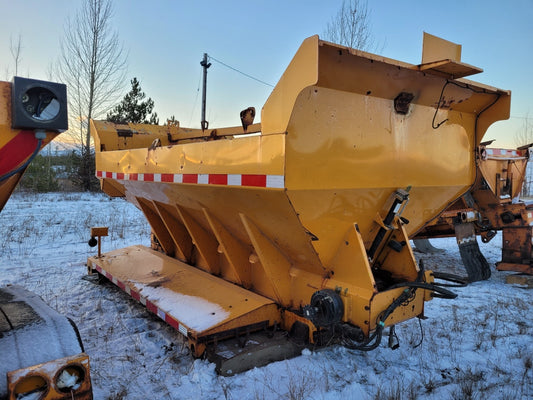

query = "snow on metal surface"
(136, 284), (230, 332)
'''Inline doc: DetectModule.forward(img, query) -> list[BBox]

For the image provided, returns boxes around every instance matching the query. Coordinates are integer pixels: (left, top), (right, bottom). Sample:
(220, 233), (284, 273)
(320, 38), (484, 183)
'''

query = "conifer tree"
(107, 77), (159, 124)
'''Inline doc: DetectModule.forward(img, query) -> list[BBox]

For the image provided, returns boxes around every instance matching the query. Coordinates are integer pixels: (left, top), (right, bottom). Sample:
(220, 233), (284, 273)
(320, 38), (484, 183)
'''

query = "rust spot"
(394, 92), (414, 115)
(434, 96), (457, 110)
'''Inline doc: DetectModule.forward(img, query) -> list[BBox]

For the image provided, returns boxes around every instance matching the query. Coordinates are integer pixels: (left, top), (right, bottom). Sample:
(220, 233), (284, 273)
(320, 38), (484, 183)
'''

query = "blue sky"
(1, 0), (531, 147)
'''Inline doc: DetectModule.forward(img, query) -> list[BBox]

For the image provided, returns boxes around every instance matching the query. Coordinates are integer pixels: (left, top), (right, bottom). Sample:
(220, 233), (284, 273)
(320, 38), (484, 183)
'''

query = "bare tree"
(57, 0), (127, 190)
(515, 113), (532, 147)
(9, 34), (23, 76)
(323, 0), (376, 51)
(514, 114), (533, 197)
(45, 62), (55, 81)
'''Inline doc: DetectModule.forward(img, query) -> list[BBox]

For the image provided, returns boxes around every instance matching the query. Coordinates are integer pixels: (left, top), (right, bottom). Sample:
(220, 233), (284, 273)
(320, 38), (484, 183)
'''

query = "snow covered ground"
(1, 192), (532, 400)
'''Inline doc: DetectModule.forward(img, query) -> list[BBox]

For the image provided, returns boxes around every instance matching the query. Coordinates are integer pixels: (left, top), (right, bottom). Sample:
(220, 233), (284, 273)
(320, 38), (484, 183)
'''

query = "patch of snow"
(16, 390), (44, 400)
(56, 369), (81, 391)
(0, 192), (531, 399)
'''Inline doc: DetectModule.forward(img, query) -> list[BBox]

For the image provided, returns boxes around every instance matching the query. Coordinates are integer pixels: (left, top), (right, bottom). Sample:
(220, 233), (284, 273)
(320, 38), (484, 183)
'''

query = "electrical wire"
(432, 81), (450, 129)
(188, 74), (202, 126)
(208, 55), (274, 87)
(423, 78), (503, 233)
(0, 138), (43, 182)
(431, 79), (502, 132)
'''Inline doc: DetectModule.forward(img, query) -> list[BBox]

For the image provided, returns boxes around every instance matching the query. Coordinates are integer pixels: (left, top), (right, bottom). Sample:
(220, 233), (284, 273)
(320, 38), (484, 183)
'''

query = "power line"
(208, 55), (274, 87)
(188, 73), (201, 127)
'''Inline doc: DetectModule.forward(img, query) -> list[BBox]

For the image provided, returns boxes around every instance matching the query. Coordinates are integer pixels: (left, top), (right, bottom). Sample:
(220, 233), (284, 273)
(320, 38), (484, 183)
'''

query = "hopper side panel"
(261, 35), (319, 135)
(116, 182), (325, 299)
(87, 246), (280, 339)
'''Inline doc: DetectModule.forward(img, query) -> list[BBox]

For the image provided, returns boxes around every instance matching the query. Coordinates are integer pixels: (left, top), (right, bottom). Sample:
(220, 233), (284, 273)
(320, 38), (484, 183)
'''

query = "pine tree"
(19, 154), (59, 192)
(106, 77), (159, 124)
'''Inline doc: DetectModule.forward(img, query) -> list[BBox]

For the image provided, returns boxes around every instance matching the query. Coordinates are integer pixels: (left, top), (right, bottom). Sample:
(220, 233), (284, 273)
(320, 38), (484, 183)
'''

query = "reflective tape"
(96, 171), (285, 188)
(92, 264), (189, 338)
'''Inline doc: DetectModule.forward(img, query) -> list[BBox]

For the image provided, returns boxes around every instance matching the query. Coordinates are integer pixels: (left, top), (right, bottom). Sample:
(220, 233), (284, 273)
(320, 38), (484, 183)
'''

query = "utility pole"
(200, 53), (211, 131)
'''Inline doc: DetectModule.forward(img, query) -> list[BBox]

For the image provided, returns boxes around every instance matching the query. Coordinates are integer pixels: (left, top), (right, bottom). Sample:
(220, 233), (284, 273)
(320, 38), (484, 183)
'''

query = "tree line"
(7, 0), (380, 193)
(24, 1), (533, 196)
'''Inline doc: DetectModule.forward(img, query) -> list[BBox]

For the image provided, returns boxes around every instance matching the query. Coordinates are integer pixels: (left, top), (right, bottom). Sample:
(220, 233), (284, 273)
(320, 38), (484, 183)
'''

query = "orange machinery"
(87, 34), (510, 372)
(414, 141), (533, 279)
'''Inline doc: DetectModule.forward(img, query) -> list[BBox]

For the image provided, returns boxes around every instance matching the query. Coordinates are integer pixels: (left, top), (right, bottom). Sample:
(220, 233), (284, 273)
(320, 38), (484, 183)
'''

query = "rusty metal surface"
(7, 353), (92, 400)
(504, 273), (533, 285)
(500, 227), (533, 266)
(414, 143), (533, 275)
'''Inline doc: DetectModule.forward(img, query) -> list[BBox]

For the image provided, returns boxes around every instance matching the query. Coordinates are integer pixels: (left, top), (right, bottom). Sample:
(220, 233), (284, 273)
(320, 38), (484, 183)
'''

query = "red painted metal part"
(0, 131), (38, 176)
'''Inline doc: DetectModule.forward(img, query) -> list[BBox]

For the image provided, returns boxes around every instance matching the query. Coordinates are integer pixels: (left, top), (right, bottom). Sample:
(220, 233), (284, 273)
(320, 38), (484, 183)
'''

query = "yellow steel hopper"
(88, 34), (510, 368)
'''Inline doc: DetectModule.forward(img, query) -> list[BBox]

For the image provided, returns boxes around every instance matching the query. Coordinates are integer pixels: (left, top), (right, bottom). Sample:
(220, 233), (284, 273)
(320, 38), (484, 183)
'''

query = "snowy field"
(1, 192), (532, 400)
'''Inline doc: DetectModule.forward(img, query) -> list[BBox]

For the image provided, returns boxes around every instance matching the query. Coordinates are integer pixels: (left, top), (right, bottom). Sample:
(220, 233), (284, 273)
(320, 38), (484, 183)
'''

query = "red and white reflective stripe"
(486, 149), (518, 157)
(93, 264), (189, 337)
(96, 170), (285, 188)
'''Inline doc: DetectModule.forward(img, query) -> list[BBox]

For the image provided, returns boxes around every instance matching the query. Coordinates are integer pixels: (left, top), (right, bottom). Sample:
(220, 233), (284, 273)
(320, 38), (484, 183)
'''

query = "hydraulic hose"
(387, 281), (457, 299)
(342, 324), (384, 352)
(342, 288), (415, 351)
(341, 276), (458, 350)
